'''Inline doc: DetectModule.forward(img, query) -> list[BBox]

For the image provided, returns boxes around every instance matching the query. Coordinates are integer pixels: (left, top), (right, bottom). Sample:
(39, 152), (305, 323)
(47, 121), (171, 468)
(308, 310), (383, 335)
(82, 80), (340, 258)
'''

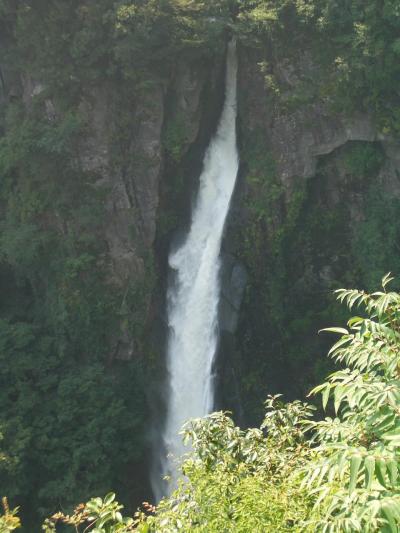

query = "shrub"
(3, 276), (399, 531)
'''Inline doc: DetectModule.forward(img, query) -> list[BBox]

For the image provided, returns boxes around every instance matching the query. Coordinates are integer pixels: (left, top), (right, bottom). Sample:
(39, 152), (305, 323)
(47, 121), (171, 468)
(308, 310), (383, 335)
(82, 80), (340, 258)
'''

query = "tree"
(140, 274), (400, 532)
(304, 273), (400, 531)
(3, 276), (399, 530)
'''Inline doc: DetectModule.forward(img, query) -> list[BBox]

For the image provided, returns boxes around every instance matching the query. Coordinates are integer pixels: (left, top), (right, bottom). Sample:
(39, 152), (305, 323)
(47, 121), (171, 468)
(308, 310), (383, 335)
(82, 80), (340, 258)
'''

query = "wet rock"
(220, 253), (248, 334)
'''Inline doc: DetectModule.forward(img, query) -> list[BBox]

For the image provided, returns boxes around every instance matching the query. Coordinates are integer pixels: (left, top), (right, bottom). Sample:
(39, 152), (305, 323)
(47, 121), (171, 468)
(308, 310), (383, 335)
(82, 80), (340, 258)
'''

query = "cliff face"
(7, 38), (400, 399)
(227, 42), (400, 419)
(3, 35), (400, 409)
(238, 45), (400, 195)
(4, 54), (224, 360)
(3, 2), (400, 523)
(0, 31), (227, 512)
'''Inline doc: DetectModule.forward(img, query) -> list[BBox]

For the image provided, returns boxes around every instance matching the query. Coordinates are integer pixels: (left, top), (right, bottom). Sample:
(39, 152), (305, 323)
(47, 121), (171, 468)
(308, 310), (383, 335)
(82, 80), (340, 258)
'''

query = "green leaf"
(382, 428), (400, 445)
(322, 384), (331, 411)
(104, 492), (116, 505)
(319, 327), (349, 335)
(364, 455), (375, 490)
(327, 335), (352, 356)
(347, 316), (364, 327)
(376, 458), (388, 487)
(349, 454), (362, 493)
(387, 460), (398, 487)
(382, 273), (394, 289)
(334, 385), (345, 414)
(382, 502), (398, 533)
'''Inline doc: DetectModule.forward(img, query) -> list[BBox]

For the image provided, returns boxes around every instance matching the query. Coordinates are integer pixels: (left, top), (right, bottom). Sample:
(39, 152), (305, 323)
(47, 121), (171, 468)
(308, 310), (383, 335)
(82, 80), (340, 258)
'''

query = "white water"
(155, 40), (239, 498)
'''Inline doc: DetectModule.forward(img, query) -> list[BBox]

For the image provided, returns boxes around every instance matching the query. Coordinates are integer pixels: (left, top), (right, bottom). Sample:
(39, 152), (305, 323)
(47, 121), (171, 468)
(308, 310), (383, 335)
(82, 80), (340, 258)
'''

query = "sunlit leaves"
(145, 398), (317, 532)
(141, 276), (400, 532)
(305, 275), (400, 531)
(0, 498), (20, 533)
(41, 493), (136, 533)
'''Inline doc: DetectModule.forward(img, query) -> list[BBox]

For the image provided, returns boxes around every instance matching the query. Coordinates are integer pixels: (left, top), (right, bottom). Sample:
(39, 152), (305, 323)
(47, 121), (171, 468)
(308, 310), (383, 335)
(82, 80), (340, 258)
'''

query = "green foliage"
(0, 0), (232, 100)
(303, 275), (400, 531)
(113, 0), (231, 72)
(235, 0), (400, 131)
(242, 131), (281, 222)
(235, 139), (390, 417)
(142, 400), (317, 532)
(42, 493), (136, 532)
(1, 0), (400, 529)
(122, 251), (157, 351)
(136, 276), (400, 532)
(0, 319), (146, 520)
(343, 143), (384, 179)
(4, 277), (400, 531)
(163, 114), (188, 163)
(353, 189), (400, 291)
(0, 499), (20, 533)
(0, 64), (148, 527)
(316, 0), (400, 133)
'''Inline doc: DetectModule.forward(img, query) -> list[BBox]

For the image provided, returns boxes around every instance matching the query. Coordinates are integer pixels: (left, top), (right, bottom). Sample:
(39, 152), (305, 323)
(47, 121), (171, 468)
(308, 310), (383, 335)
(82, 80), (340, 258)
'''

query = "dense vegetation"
(0, 0), (400, 530)
(235, 139), (400, 420)
(138, 277), (400, 532)
(231, 0), (400, 419)
(2, 277), (400, 531)
(0, 85), (148, 522)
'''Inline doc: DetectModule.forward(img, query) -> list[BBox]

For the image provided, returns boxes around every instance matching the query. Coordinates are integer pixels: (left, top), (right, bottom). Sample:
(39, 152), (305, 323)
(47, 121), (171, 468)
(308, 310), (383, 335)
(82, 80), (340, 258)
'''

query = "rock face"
(220, 42), (400, 416)
(6, 39), (400, 374)
(19, 39), (387, 367)
(82, 62), (223, 358)
(238, 46), (400, 196)
(81, 85), (165, 284)
(220, 253), (248, 335)
(6, 52), (224, 360)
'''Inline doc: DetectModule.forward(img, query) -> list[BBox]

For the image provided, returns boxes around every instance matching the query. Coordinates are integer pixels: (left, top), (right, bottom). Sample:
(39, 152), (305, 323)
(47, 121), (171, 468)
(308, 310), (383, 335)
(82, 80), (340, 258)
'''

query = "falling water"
(155, 39), (239, 499)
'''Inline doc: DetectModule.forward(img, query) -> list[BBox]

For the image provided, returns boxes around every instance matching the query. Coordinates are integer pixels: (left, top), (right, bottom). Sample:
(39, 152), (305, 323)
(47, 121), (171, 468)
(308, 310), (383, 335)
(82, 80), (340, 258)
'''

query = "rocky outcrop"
(13, 55), (224, 359)
(218, 43), (400, 417)
(11, 40), (400, 369)
(220, 253), (248, 335)
(80, 85), (165, 285)
(238, 46), (400, 197)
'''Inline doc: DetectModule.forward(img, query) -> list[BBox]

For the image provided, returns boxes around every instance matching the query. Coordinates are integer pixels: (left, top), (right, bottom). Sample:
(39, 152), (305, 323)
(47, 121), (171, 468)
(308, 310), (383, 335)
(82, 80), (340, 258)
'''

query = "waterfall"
(155, 39), (239, 499)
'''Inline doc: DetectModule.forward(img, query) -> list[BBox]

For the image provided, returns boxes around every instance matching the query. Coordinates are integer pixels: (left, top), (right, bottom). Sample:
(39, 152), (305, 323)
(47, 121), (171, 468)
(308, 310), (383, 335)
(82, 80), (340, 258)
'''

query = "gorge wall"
(222, 40), (400, 422)
(1, 1), (400, 527)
